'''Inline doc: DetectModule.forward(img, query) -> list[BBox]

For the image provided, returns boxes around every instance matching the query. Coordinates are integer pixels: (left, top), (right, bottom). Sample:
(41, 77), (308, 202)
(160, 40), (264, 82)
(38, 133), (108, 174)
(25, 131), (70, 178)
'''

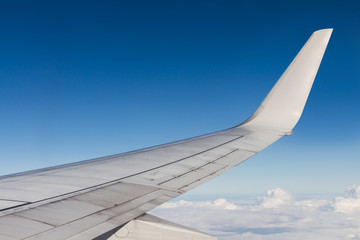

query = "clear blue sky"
(0, 0), (359, 195)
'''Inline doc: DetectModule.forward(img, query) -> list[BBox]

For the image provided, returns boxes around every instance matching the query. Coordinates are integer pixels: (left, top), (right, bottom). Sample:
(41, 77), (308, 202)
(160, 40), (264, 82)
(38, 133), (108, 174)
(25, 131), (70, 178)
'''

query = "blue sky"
(0, 0), (359, 195)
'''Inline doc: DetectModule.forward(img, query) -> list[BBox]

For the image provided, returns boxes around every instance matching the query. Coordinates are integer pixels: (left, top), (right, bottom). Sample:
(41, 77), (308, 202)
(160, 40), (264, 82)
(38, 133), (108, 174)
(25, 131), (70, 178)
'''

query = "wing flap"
(0, 184), (179, 240)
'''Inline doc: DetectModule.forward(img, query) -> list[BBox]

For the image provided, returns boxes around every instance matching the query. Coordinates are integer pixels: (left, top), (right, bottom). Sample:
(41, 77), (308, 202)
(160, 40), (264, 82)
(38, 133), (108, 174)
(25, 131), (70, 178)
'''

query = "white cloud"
(159, 198), (238, 210)
(151, 185), (360, 240)
(334, 185), (360, 214)
(258, 188), (293, 208)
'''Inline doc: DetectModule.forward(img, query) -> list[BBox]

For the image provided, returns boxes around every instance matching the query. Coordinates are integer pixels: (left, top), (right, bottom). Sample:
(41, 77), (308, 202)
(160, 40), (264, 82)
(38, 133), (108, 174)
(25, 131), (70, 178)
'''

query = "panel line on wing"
(0, 135), (244, 216)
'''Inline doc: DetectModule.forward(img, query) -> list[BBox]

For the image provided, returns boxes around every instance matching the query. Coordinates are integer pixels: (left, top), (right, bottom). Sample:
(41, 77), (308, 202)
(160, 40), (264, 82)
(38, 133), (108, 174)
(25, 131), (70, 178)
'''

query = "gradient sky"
(0, 0), (359, 196)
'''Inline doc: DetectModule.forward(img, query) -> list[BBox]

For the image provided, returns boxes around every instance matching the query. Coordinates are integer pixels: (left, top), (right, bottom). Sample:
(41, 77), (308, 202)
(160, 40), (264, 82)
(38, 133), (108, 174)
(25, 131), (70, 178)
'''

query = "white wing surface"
(0, 29), (332, 240)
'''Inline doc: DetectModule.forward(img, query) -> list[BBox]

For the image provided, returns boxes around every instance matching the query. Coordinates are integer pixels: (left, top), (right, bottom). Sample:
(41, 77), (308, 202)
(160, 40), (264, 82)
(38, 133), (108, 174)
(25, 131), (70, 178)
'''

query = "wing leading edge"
(0, 29), (332, 240)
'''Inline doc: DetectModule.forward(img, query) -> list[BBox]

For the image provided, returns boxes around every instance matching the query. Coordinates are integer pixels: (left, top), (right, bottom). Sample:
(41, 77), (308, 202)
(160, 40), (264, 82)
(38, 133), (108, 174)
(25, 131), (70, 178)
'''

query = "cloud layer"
(151, 185), (360, 240)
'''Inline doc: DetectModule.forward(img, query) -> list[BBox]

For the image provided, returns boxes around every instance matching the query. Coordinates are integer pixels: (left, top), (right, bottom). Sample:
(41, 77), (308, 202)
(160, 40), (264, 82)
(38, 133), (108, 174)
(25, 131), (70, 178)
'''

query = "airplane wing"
(0, 29), (332, 240)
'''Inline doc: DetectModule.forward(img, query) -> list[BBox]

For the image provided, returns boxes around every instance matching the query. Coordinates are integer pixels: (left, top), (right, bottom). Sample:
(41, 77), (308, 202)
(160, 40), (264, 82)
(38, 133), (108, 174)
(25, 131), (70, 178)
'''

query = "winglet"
(240, 29), (333, 132)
